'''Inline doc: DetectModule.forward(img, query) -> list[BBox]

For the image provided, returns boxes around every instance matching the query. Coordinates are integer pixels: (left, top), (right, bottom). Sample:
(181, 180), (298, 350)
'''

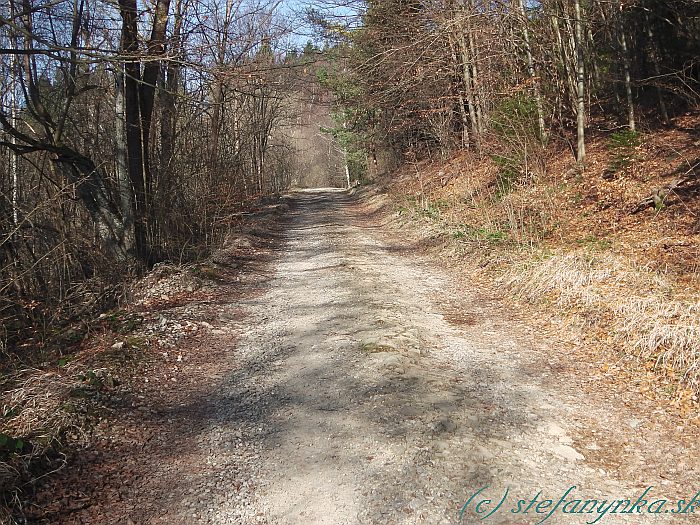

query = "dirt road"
(40, 189), (698, 525)
(195, 189), (690, 525)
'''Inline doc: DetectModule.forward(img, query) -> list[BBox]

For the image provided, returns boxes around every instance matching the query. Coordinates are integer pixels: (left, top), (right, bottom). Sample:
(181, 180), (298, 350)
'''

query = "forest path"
(195, 189), (671, 525)
(62, 188), (696, 525)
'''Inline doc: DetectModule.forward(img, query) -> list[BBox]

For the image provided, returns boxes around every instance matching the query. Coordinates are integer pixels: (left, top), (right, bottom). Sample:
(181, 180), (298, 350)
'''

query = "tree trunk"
(448, 33), (470, 148)
(114, 68), (136, 257)
(465, 13), (484, 135)
(159, 0), (185, 191)
(518, 0), (546, 142)
(457, 29), (479, 148)
(573, 0), (586, 163)
(558, 2), (580, 115)
(618, 20), (636, 132)
(119, 0), (148, 261)
(118, 0), (171, 262)
(646, 20), (670, 125)
(139, 0), (172, 204)
(9, 55), (19, 228)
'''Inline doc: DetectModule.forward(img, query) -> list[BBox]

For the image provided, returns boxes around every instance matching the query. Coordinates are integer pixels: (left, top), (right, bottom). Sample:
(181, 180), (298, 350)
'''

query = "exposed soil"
(23, 189), (700, 525)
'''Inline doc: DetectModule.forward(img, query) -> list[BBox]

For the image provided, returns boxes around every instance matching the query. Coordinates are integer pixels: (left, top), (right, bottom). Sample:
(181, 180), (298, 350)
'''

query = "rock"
(551, 444), (585, 462)
(112, 341), (125, 350)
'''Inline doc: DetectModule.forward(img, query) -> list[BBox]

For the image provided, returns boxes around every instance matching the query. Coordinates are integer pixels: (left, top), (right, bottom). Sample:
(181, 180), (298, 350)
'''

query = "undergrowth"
(501, 252), (699, 390)
(0, 309), (150, 523)
(604, 130), (641, 178)
(393, 150), (700, 399)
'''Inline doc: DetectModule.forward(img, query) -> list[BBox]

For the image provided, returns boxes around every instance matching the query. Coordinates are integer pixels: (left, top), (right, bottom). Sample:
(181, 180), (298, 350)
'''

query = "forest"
(0, 0), (350, 358)
(326, 0), (699, 171)
(2, 0), (698, 360)
(0, 0), (699, 522)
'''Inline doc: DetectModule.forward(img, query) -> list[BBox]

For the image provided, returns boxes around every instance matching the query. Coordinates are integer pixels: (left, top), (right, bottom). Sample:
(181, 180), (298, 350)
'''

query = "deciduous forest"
(0, 0), (698, 522)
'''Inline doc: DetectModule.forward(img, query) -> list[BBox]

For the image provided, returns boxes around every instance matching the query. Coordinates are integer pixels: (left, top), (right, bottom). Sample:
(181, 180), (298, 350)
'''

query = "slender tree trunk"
(119, 0), (148, 261)
(159, 68), (178, 176)
(139, 0), (171, 206)
(211, 0), (235, 159)
(619, 24), (636, 131)
(7, 2), (20, 231)
(160, 0), (184, 182)
(518, 0), (546, 142)
(587, 26), (600, 87)
(114, 68), (136, 257)
(551, 11), (574, 137)
(341, 120), (351, 187)
(457, 28), (479, 148)
(465, 16), (484, 135)
(573, 0), (586, 163)
(9, 55), (18, 228)
(557, 1), (579, 117)
(646, 21), (670, 125)
(448, 34), (470, 148)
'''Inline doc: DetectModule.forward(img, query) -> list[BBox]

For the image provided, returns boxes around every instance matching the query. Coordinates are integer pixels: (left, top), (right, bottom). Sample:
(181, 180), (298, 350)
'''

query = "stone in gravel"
(550, 443), (585, 462)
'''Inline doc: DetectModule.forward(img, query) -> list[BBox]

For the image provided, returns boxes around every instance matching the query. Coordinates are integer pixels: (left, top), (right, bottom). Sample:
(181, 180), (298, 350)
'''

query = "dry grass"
(617, 297), (700, 388)
(501, 253), (618, 308)
(499, 250), (699, 386)
(0, 343), (133, 522)
(3, 371), (88, 442)
(0, 369), (90, 491)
